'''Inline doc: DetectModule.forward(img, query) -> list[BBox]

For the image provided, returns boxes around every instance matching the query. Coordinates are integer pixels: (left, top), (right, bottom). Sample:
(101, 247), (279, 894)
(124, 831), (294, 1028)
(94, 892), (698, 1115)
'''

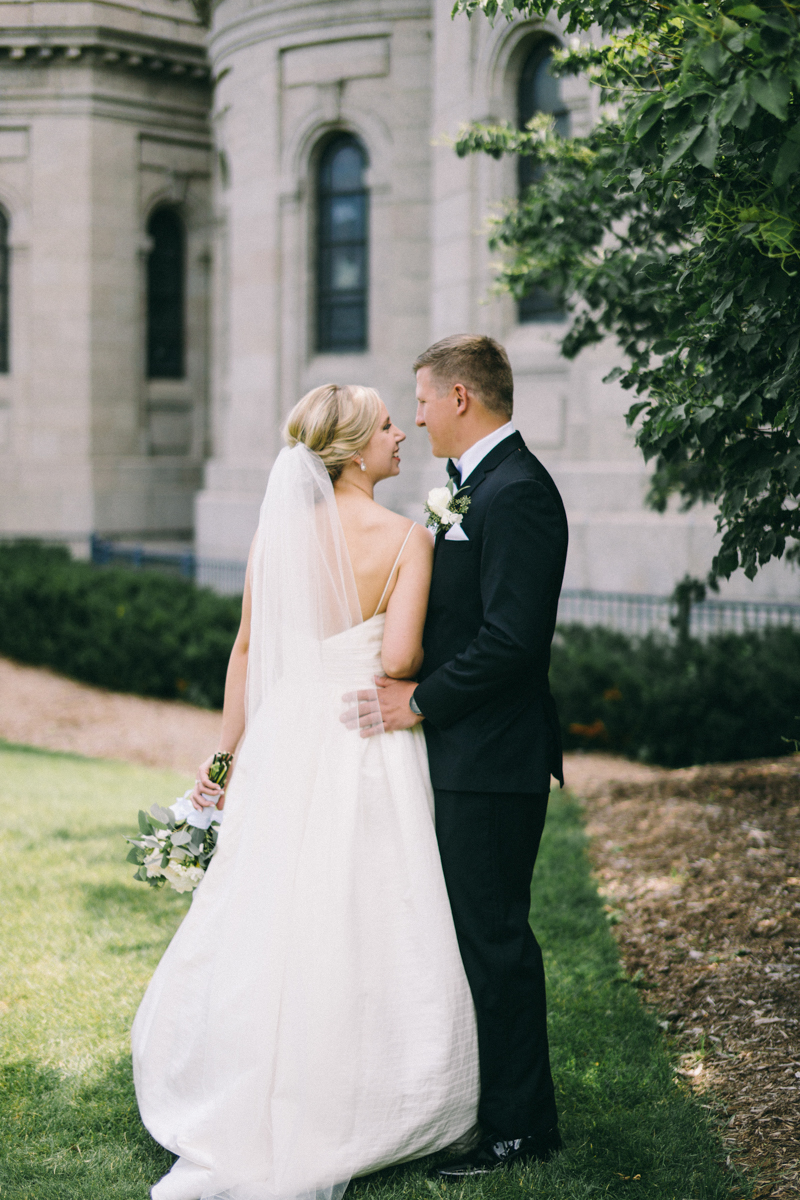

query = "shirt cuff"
(409, 691), (423, 716)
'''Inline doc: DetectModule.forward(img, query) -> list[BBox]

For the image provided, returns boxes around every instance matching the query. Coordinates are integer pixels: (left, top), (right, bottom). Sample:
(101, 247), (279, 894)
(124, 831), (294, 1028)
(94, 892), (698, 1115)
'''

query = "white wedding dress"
(132, 445), (479, 1200)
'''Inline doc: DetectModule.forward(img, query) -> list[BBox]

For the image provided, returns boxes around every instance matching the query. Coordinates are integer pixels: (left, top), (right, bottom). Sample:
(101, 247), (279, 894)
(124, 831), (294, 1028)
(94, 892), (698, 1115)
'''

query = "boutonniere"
(424, 484), (471, 536)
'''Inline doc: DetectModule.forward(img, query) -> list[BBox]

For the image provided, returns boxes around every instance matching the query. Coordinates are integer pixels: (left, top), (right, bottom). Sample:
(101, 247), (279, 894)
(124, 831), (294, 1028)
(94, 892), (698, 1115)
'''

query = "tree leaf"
(714, 289), (735, 316)
(772, 136), (800, 186)
(728, 4), (765, 18)
(748, 72), (791, 121)
(698, 40), (727, 79)
(637, 98), (664, 138)
(692, 124), (721, 169)
(731, 92), (757, 130)
(716, 80), (747, 127)
(663, 124), (704, 171)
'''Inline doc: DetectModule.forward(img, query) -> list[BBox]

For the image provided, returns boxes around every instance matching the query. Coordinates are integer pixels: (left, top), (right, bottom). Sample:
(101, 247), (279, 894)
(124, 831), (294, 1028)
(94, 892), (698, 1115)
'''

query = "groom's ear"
(453, 383), (469, 413)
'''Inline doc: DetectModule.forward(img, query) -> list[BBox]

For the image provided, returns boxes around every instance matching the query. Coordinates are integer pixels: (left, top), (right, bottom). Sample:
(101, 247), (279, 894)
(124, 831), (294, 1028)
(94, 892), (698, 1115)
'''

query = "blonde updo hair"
(284, 384), (383, 482)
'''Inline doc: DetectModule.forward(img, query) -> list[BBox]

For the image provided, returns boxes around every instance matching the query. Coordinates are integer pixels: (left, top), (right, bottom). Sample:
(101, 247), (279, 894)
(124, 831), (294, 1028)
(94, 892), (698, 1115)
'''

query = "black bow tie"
(446, 459), (461, 486)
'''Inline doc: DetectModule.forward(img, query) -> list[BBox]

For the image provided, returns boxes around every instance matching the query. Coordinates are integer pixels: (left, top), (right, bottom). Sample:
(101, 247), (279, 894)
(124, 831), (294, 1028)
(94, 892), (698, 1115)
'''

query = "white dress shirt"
(455, 421), (516, 486)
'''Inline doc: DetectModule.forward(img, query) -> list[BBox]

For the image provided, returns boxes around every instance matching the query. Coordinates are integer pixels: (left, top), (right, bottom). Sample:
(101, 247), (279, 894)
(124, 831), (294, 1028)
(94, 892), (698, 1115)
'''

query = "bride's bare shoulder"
(371, 506), (433, 557)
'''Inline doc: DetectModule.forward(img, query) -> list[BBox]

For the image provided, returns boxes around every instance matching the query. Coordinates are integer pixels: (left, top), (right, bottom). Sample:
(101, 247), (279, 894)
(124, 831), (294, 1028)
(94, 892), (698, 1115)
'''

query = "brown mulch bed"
(0, 656), (220, 775)
(578, 757), (800, 1199)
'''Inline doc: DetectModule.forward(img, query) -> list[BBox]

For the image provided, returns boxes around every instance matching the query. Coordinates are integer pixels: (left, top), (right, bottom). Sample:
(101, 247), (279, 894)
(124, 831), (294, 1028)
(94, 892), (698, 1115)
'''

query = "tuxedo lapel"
(432, 432), (524, 561)
(458, 431), (525, 499)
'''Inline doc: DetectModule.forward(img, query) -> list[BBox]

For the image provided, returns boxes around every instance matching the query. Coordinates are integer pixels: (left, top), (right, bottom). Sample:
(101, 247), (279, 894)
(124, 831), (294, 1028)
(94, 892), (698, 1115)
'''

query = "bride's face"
(362, 403), (406, 482)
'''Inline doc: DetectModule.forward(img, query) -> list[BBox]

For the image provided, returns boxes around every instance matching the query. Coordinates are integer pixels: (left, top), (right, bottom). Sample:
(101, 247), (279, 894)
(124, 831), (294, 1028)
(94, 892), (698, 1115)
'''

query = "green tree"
(453, 0), (800, 582)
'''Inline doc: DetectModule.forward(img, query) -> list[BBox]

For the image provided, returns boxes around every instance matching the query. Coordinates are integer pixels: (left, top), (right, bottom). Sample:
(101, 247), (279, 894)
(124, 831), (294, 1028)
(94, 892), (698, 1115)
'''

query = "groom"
(373, 334), (568, 1175)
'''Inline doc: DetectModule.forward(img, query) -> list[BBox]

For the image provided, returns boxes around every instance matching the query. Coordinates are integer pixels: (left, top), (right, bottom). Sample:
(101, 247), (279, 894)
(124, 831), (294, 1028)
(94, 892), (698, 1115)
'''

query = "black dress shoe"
(436, 1128), (562, 1177)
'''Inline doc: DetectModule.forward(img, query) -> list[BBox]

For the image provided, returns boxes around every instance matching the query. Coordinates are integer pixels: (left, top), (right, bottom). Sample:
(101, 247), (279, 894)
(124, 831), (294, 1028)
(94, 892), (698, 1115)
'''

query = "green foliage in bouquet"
(454, 0), (800, 584)
(125, 802), (221, 894)
(550, 622), (800, 766)
(423, 486), (472, 535)
(0, 540), (240, 707)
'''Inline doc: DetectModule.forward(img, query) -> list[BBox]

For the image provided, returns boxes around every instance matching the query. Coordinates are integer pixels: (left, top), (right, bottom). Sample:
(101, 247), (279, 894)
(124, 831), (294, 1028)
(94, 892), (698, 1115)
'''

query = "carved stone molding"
(0, 30), (210, 79)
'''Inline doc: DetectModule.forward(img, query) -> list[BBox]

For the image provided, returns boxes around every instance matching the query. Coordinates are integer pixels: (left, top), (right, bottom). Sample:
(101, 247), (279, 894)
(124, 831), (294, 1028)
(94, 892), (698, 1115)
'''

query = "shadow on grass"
(82, 881), (190, 926)
(52, 826), (136, 843)
(0, 1056), (171, 1200)
(0, 739), (94, 762)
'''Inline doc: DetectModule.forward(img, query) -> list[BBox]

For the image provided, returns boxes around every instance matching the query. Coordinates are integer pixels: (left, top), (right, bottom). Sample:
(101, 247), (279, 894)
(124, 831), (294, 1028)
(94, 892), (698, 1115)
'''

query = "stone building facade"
(0, 0), (212, 550)
(0, 0), (795, 600)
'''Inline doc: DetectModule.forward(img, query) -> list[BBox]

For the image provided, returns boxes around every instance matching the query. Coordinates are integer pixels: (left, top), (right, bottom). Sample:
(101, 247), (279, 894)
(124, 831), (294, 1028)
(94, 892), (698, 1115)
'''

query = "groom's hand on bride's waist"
(340, 677), (423, 737)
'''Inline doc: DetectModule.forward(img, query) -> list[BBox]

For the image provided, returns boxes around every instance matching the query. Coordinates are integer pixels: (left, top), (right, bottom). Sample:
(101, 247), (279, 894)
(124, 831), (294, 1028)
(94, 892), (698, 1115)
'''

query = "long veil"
(195, 446), (370, 1200)
(245, 443), (362, 727)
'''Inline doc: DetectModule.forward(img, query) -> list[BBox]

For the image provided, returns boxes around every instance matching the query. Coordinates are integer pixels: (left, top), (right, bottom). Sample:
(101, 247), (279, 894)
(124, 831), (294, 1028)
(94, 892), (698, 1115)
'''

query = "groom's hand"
(373, 677), (424, 733)
(340, 678), (422, 737)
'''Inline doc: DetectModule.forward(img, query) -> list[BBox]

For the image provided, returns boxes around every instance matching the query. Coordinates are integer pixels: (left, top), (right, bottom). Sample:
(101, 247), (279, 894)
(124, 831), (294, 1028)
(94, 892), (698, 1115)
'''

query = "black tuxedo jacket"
(414, 431), (568, 794)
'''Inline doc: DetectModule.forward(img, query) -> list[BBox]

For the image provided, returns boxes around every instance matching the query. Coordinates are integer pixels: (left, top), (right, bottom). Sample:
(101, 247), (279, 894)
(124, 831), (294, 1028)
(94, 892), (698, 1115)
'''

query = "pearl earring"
(359, 459), (366, 472)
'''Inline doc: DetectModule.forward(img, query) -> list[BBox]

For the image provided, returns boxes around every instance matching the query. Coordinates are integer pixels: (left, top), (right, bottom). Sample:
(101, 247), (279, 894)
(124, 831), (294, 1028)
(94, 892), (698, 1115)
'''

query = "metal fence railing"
(194, 557), (248, 595)
(90, 536), (247, 596)
(557, 588), (800, 638)
(90, 539), (800, 631)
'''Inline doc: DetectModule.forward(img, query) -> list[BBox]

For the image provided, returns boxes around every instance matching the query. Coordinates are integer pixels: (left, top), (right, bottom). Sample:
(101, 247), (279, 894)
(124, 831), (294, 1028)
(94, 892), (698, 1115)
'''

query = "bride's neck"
(335, 471), (374, 502)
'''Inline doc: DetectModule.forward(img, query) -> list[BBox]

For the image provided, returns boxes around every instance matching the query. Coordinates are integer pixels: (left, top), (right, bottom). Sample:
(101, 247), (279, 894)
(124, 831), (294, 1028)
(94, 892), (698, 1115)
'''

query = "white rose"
(144, 849), (165, 878)
(426, 487), (452, 520)
(163, 862), (196, 894)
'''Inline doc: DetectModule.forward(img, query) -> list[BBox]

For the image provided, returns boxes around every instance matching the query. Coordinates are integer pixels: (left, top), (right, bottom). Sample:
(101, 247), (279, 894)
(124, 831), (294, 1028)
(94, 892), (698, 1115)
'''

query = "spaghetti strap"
(372, 523), (416, 618)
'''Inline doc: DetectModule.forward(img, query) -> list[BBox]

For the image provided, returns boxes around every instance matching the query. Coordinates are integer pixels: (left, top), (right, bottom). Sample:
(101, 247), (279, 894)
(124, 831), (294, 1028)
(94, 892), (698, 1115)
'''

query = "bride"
(132, 384), (480, 1200)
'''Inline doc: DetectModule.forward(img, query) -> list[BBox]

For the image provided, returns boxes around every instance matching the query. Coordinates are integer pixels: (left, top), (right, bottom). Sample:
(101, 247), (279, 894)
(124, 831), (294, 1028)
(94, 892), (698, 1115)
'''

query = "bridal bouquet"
(125, 753), (231, 894)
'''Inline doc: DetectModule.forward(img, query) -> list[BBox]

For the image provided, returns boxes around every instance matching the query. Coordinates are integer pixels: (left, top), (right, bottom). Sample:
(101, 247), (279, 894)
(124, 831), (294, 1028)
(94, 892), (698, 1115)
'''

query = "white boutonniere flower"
(424, 484), (471, 536)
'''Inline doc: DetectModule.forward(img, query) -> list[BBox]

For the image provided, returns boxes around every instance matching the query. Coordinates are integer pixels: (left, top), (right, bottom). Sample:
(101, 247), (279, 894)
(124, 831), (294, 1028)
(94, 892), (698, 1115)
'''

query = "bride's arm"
(217, 563), (253, 754)
(380, 525), (434, 679)
(191, 539), (255, 810)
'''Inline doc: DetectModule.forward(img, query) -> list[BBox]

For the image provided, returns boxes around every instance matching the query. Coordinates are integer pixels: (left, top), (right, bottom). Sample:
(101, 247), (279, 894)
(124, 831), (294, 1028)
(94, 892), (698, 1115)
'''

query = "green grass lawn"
(0, 742), (744, 1200)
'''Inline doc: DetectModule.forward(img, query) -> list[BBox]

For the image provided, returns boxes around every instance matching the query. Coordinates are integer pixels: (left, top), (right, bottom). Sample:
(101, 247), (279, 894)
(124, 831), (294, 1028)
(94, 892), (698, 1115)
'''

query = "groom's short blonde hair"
(413, 334), (514, 419)
(284, 384), (382, 482)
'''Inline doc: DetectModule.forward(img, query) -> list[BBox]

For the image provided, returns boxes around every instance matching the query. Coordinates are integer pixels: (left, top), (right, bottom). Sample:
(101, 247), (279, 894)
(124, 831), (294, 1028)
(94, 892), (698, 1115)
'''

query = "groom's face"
(415, 368), (461, 459)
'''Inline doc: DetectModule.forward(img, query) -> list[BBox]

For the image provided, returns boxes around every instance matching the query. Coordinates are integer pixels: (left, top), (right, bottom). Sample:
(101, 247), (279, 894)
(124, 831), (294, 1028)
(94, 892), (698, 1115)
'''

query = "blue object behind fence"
(91, 536), (800, 633)
(90, 536), (246, 596)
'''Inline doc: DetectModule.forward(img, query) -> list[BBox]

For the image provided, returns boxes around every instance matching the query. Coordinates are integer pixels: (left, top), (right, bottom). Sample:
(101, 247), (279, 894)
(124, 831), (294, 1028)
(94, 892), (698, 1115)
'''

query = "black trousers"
(434, 789), (557, 1140)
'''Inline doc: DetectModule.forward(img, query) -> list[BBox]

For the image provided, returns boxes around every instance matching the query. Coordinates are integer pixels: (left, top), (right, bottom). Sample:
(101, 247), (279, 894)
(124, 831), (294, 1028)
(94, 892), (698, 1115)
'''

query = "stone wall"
(0, 0), (212, 550)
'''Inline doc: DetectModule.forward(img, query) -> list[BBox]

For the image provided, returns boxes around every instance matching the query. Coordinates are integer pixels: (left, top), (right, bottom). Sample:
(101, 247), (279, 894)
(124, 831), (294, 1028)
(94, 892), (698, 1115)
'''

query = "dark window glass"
(0, 210), (9, 373)
(317, 135), (369, 353)
(147, 207), (184, 378)
(517, 40), (569, 323)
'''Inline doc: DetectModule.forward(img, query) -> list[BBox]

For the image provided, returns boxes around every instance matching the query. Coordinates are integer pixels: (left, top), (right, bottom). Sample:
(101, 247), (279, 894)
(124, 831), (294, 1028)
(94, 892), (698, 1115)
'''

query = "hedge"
(3, 543), (799, 766)
(550, 623), (800, 768)
(0, 542), (241, 709)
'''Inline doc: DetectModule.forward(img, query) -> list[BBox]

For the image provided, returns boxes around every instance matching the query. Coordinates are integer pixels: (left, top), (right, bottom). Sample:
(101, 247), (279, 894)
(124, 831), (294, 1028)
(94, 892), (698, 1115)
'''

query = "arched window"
(517, 39), (569, 323)
(0, 209), (9, 373)
(146, 206), (184, 378)
(316, 134), (369, 353)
